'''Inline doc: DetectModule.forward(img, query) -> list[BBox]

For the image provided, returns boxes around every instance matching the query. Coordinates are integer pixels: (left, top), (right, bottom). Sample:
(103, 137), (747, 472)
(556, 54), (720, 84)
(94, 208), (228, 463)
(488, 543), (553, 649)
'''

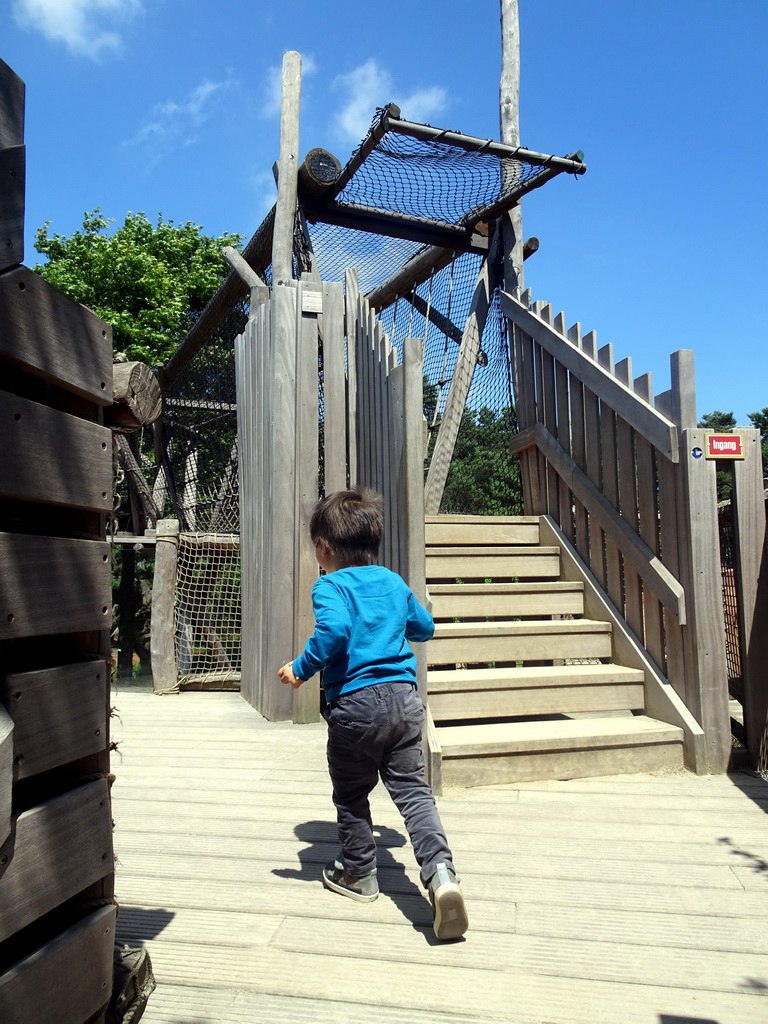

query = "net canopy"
(155, 106), (584, 528)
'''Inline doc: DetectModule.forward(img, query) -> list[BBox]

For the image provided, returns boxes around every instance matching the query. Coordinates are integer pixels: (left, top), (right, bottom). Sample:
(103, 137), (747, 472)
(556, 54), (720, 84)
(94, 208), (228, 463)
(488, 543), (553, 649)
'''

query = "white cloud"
(250, 169), (277, 220)
(11, 0), (142, 58)
(124, 77), (234, 170)
(331, 59), (448, 145)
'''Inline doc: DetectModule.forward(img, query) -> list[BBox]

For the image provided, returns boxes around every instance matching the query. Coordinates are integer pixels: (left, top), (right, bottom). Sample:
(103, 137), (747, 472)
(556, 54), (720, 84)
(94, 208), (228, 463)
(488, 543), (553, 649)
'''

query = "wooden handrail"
(502, 291), (679, 462)
(510, 423), (687, 623)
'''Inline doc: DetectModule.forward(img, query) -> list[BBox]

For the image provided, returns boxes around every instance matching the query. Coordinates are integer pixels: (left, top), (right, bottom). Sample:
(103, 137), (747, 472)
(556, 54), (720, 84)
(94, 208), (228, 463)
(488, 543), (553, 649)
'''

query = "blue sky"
(2, 0), (766, 424)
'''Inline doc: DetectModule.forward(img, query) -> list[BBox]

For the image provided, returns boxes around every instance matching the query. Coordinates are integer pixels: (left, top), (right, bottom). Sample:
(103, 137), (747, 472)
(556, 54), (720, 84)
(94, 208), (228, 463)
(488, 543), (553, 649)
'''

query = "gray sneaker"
(428, 863), (468, 940)
(322, 859), (379, 902)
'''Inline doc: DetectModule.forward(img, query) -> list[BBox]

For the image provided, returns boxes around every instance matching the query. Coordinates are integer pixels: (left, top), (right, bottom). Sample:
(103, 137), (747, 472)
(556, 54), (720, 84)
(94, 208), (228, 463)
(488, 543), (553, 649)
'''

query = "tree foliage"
(698, 410), (736, 433)
(698, 408), (768, 499)
(440, 405), (523, 515)
(34, 210), (243, 364)
(747, 407), (768, 479)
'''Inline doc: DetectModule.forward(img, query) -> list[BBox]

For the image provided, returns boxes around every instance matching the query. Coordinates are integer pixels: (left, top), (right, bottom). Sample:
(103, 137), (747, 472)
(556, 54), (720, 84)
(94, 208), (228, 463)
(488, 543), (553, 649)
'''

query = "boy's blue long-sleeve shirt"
(291, 564), (434, 702)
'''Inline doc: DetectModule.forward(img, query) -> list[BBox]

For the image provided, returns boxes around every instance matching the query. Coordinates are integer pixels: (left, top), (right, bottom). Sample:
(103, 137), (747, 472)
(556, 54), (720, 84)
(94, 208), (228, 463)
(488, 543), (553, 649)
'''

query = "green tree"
(698, 410), (736, 433)
(440, 405), (523, 515)
(698, 410), (738, 501)
(34, 210), (244, 364)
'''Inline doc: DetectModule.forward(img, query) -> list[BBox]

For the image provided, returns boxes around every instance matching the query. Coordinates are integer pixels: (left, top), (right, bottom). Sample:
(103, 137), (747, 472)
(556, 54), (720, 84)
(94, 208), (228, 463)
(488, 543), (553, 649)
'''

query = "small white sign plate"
(302, 290), (323, 313)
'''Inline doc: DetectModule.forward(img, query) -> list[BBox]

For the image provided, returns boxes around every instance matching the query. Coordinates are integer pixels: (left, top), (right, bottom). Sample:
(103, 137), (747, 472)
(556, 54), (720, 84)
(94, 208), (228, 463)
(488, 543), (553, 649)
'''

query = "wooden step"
(427, 619), (613, 665)
(428, 664), (646, 720)
(436, 716), (685, 787)
(429, 581), (584, 619)
(426, 545), (561, 580)
(425, 514), (540, 547)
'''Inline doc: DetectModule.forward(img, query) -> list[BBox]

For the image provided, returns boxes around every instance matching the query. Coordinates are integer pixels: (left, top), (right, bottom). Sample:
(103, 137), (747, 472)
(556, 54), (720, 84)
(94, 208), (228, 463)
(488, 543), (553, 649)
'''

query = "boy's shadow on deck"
(272, 820), (445, 943)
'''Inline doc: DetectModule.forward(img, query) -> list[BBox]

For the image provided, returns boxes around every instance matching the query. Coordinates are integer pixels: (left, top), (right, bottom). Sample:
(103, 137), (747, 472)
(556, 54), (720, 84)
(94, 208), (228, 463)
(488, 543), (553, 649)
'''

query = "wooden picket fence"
(503, 288), (767, 773)
(235, 272), (427, 722)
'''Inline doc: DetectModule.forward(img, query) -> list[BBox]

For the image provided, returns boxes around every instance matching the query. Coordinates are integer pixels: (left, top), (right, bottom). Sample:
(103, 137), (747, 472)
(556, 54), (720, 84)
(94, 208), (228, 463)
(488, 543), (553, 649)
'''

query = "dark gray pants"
(324, 682), (455, 888)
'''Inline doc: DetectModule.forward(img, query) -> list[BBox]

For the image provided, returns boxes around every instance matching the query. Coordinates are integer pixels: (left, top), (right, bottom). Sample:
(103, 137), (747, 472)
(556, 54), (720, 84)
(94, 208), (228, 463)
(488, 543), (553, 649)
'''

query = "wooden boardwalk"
(110, 681), (768, 1024)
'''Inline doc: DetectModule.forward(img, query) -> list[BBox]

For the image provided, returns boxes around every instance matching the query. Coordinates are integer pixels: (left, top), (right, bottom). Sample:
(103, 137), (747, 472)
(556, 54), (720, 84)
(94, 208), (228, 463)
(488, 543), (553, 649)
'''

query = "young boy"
(278, 487), (468, 941)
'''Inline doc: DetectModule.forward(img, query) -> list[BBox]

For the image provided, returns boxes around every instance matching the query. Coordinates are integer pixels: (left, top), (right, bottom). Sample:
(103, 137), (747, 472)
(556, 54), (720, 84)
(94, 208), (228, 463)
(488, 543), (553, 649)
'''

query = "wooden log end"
(105, 360), (162, 432)
(298, 148), (342, 197)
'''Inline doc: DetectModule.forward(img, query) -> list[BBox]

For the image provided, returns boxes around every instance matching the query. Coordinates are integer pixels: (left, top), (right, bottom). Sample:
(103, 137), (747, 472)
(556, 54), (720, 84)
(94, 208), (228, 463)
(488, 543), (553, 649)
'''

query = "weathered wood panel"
(0, 59), (24, 149)
(0, 905), (115, 1024)
(677, 428), (731, 772)
(0, 144), (24, 272)
(0, 265), (112, 405)
(0, 779), (112, 942)
(730, 428), (768, 770)
(0, 703), (10, 847)
(0, 389), (112, 510)
(294, 286), (320, 724)
(0, 660), (108, 779)
(321, 281), (347, 493)
(0, 533), (111, 639)
(150, 519), (180, 693)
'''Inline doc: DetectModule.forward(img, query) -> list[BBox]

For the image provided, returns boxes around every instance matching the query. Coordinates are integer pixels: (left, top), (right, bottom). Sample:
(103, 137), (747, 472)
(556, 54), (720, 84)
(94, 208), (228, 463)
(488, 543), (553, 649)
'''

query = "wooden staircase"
(425, 515), (686, 788)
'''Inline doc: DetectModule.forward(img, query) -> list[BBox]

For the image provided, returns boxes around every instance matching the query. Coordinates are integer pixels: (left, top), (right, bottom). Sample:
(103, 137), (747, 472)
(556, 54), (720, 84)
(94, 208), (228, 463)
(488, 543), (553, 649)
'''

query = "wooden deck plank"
(110, 685), (768, 1024)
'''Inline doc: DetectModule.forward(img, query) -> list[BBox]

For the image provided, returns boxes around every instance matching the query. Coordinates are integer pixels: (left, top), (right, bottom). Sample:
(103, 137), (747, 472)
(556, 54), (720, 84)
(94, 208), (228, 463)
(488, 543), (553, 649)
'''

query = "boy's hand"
(278, 662), (303, 688)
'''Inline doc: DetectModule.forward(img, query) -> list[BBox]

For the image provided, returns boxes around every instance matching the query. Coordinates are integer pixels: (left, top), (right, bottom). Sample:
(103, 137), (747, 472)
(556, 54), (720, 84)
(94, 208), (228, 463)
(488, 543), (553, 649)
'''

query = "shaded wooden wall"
(235, 274), (426, 722)
(0, 59), (116, 1023)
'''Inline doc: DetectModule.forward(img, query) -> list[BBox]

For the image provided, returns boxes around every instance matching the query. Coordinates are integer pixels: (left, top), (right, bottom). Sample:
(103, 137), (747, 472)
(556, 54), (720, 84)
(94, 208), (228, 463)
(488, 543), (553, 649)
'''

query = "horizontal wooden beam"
(0, 389), (112, 511)
(303, 199), (490, 254)
(385, 113), (587, 174)
(0, 533), (112, 638)
(0, 780), (112, 941)
(0, 265), (112, 405)
(510, 422), (686, 622)
(1, 660), (108, 779)
(0, 906), (116, 1024)
(403, 291), (463, 344)
(501, 290), (679, 462)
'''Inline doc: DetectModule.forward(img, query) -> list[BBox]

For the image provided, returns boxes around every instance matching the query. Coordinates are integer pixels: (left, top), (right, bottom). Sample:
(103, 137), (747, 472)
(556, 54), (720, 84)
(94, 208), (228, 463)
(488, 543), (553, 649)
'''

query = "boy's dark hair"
(310, 487), (383, 566)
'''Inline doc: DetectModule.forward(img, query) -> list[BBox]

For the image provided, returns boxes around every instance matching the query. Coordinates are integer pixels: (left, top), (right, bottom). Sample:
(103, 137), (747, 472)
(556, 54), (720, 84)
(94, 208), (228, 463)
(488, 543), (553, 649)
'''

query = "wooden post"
(150, 519), (180, 693)
(499, 0), (524, 295)
(320, 281), (347, 494)
(0, 58), (25, 272)
(345, 270), (359, 485)
(271, 51), (302, 285)
(293, 282), (320, 724)
(676, 427), (731, 771)
(424, 230), (501, 514)
(731, 428), (768, 770)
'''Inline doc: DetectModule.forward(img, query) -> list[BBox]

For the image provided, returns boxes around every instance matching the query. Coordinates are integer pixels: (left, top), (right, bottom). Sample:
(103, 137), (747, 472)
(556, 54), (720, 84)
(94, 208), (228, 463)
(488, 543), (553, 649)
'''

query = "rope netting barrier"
(335, 109), (545, 226)
(156, 108), (548, 532)
(174, 533), (241, 688)
(160, 303), (246, 532)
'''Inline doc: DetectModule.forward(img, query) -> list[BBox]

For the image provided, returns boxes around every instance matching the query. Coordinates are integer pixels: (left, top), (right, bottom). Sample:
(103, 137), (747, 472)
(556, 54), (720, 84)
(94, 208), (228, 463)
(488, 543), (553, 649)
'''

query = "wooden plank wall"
(235, 281), (323, 723)
(503, 288), (732, 773)
(235, 276), (427, 721)
(0, 59), (115, 1024)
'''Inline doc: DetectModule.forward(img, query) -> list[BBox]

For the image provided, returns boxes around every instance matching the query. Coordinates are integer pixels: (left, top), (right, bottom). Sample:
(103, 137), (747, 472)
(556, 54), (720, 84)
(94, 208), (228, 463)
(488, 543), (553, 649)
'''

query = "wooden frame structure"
(150, 36), (767, 776)
(0, 59), (116, 1024)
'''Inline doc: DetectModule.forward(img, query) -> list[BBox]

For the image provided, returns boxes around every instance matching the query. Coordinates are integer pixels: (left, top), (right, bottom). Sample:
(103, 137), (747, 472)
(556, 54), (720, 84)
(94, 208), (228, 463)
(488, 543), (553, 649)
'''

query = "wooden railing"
(503, 288), (736, 772)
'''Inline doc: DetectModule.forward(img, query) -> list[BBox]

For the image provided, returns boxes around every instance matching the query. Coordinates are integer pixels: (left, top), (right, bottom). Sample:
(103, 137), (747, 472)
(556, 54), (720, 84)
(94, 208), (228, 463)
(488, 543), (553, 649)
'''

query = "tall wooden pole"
(499, 0), (524, 294)
(271, 51), (302, 284)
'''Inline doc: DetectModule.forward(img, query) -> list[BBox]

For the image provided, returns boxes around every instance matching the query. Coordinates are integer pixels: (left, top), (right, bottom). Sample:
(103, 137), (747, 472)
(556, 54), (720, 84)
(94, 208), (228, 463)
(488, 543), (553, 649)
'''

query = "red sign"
(705, 433), (744, 459)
